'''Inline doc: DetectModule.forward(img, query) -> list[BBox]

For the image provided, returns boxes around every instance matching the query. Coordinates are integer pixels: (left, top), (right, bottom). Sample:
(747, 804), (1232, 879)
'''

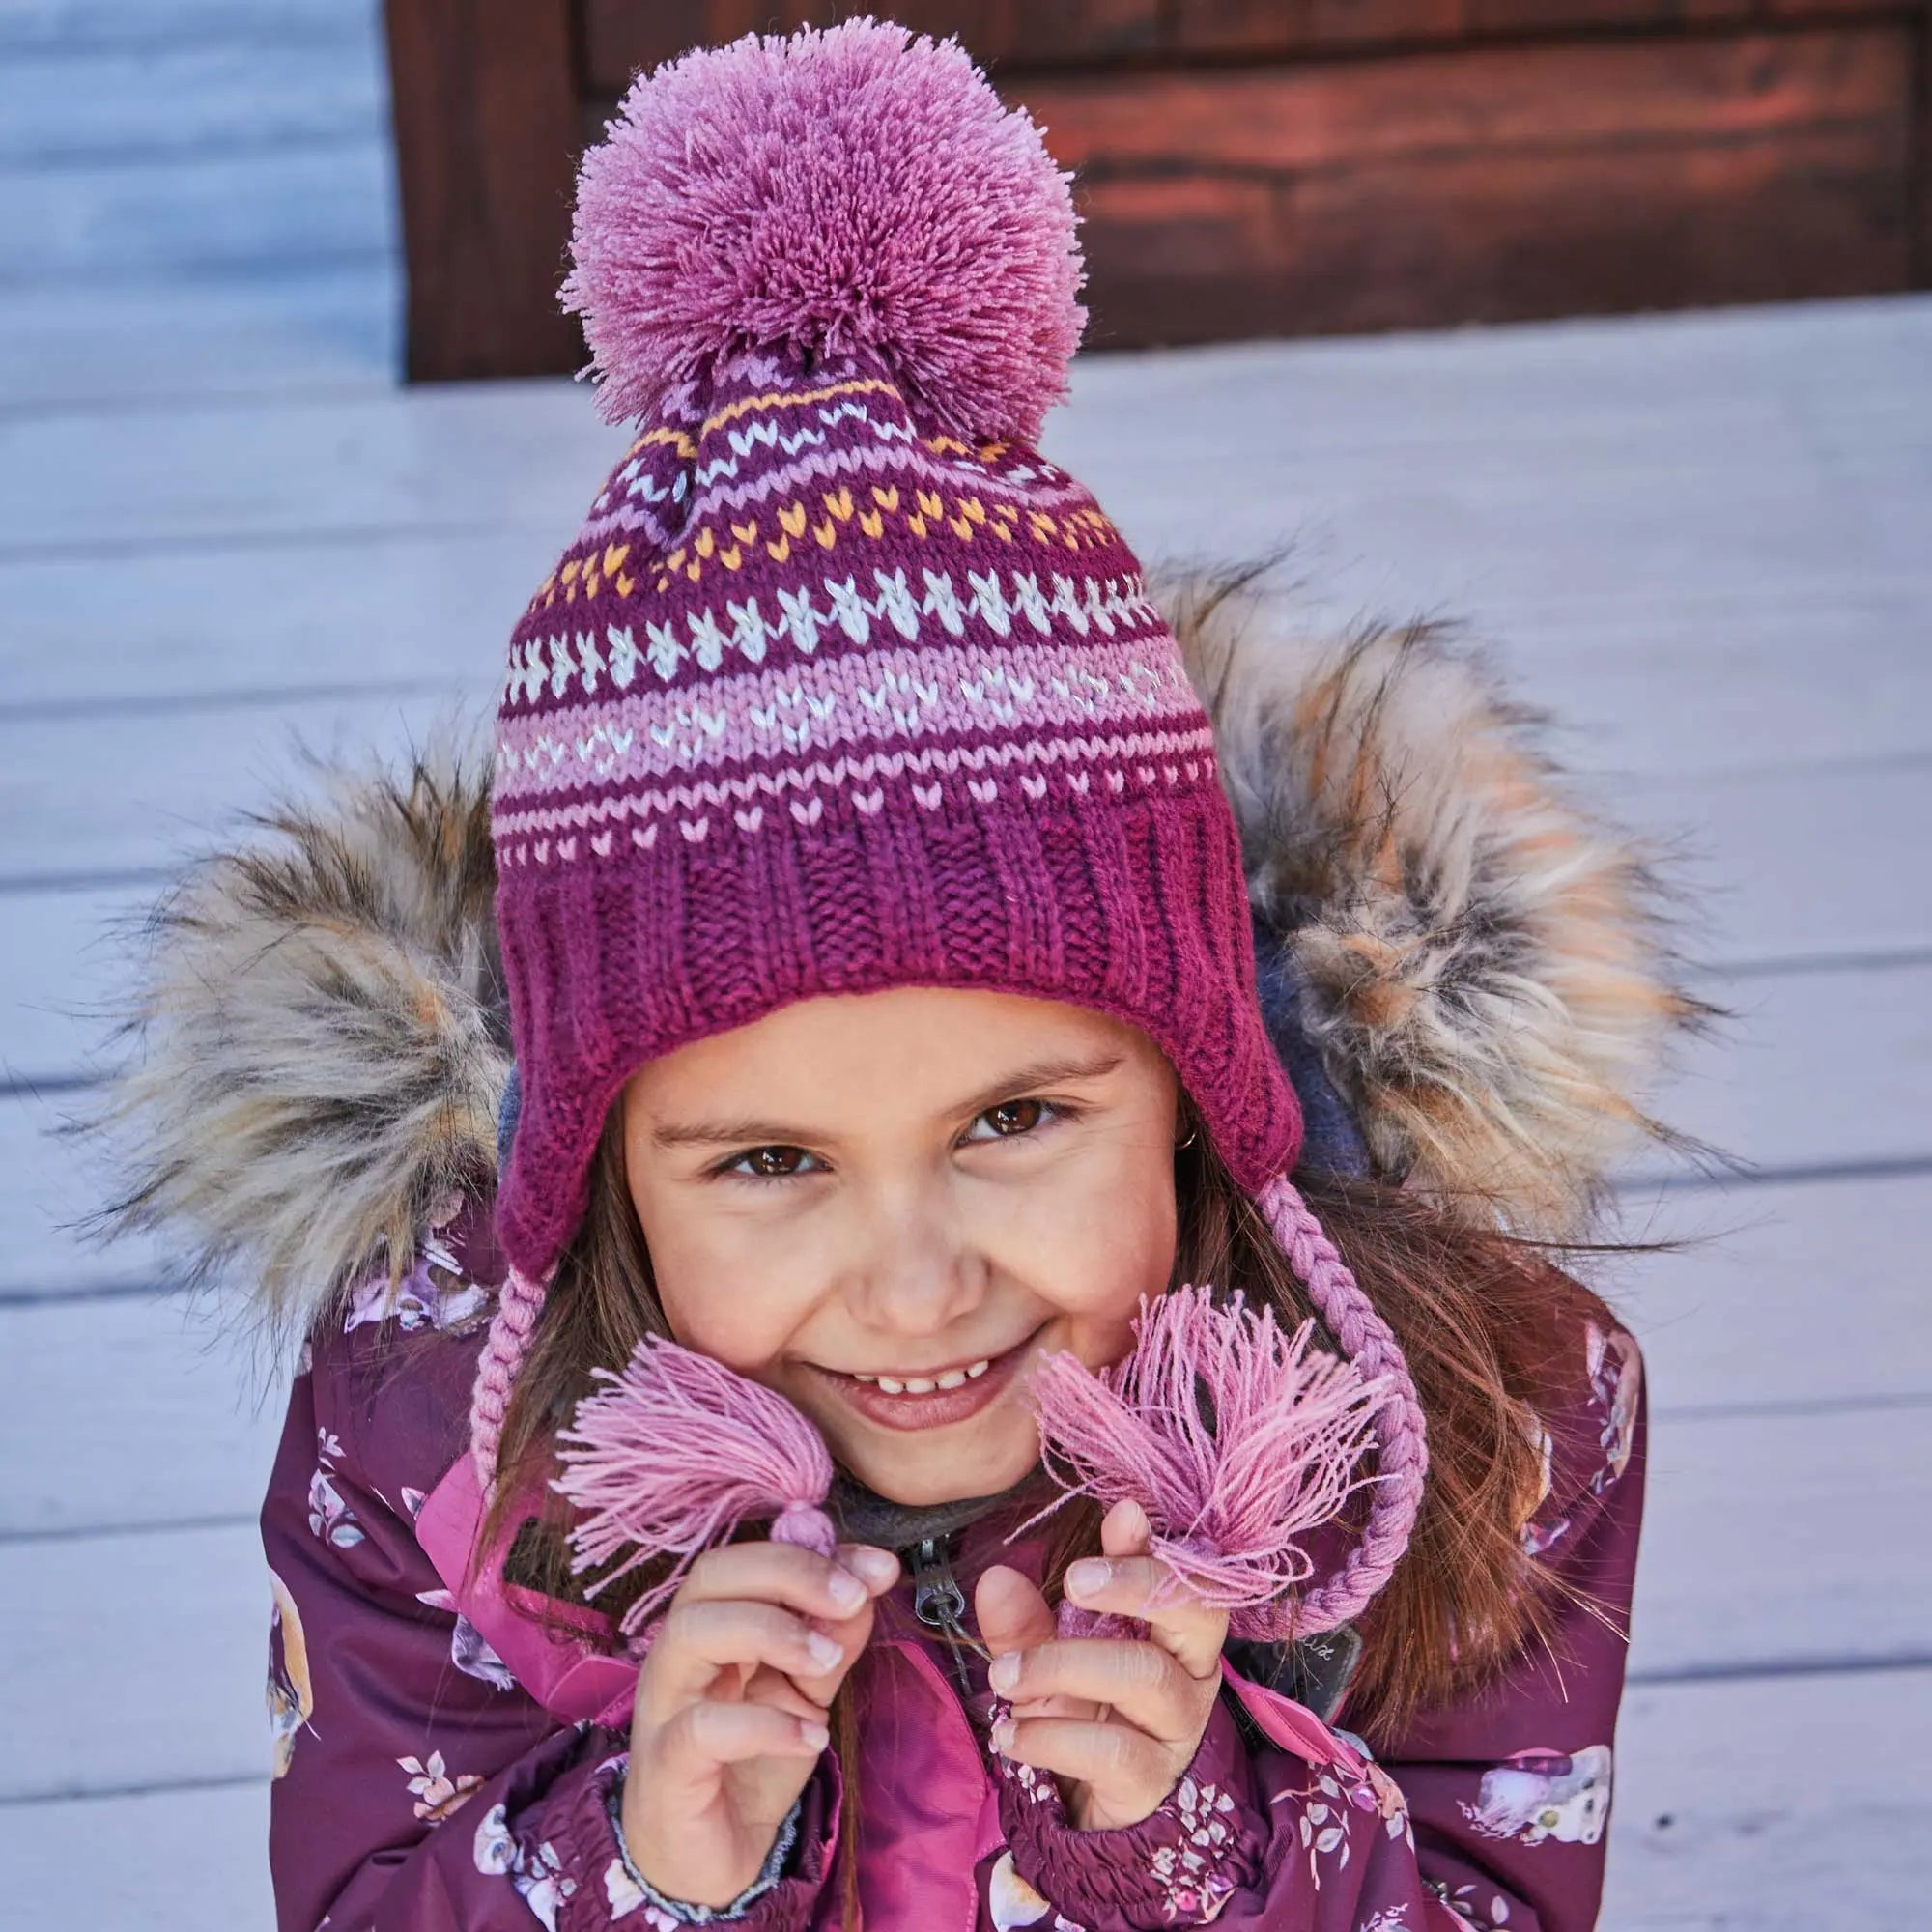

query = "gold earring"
(1176, 1124), (1198, 1151)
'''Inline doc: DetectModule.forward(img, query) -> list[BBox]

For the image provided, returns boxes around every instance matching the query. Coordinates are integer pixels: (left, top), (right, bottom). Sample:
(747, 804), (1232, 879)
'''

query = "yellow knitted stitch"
(699, 376), (896, 435)
(638, 425), (700, 461)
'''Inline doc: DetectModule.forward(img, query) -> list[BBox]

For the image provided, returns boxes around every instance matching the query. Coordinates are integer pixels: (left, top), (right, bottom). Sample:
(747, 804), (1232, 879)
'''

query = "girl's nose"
(841, 1186), (988, 1336)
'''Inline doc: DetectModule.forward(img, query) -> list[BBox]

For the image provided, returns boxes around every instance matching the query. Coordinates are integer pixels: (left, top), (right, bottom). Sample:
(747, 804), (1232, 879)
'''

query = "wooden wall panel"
(385, 0), (582, 381)
(389, 1), (1932, 377)
(1016, 26), (1914, 343)
(1174, 0), (1891, 55)
(582, 2), (1160, 97)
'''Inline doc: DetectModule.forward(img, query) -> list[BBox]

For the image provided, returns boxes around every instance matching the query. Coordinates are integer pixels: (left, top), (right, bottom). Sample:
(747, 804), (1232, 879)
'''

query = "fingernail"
(990, 1719), (1015, 1755)
(799, 1720), (831, 1752)
(1065, 1558), (1111, 1600)
(986, 1653), (1019, 1695)
(806, 1631), (843, 1671)
(826, 1568), (867, 1612)
(845, 1547), (898, 1590)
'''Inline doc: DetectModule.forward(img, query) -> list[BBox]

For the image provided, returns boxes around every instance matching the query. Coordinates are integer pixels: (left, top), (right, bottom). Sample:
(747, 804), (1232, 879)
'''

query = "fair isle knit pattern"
(490, 343), (1299, 1278)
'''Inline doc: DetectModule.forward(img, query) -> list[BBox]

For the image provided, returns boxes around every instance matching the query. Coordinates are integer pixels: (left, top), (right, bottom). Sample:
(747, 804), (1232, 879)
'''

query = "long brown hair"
(486, 1094), (1612, 1744)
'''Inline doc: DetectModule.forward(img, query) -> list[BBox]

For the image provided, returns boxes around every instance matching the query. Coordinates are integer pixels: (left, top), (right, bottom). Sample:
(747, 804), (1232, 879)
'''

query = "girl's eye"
(716, 1099), (1070, 1179)
(719, 1145), (819, 1181)
(966, 1097), (1064, 1142)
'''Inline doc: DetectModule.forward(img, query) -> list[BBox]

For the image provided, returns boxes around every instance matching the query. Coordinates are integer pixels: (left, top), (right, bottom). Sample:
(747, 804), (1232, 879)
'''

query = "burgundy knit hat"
(471, 23), (1424, 1602)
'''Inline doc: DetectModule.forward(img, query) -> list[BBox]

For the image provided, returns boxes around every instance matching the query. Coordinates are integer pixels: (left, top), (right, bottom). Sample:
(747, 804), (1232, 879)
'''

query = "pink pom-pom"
(554, 1335), (836, 1641)
(1027, 1285), (1386, 1631)
(561, 18), (1085, 439)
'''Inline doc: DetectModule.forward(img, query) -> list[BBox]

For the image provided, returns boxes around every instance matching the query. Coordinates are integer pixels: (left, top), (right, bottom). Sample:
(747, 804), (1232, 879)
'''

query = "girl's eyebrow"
(646, 1050), (1126, 1151)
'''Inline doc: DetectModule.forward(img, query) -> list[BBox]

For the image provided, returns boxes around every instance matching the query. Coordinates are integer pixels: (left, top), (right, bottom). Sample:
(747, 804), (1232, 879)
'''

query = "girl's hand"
(977, 1499), (1229, 1832)
(621, 1540), (898, 1908)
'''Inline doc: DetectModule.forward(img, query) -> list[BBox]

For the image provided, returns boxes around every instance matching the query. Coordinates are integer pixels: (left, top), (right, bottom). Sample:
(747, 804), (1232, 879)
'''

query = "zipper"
(908, 1533), (985, 1707)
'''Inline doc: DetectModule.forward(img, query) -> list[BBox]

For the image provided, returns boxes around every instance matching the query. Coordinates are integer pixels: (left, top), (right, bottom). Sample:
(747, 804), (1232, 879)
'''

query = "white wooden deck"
(1, 3), (1927, 1924)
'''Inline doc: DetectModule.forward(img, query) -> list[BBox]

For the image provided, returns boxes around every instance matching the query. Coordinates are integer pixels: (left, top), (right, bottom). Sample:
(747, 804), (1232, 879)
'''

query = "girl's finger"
(642, 1600), (854, 1716)
(978, 1563), (1103, 1722)
(975, 1562), (1058, 1660)
(987, 1637), (1206, 1745)
(992, 1712), (1171, 1807)
(651, 1697), (830, 1783)
(1063, 1552), (1230, 1682)
(787, 1598), (879, 1705)
(680, 1540), (894, 1623)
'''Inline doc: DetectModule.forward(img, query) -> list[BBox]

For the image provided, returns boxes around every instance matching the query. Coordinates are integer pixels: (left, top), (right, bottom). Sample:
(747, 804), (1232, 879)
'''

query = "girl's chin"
(820, 1410), (1043, 1510)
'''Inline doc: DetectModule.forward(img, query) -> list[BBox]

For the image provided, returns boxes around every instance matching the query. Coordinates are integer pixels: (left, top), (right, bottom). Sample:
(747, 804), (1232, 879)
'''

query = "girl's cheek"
(1017, 1185), (1177, 1325)
(653, 1251), (822, 1375)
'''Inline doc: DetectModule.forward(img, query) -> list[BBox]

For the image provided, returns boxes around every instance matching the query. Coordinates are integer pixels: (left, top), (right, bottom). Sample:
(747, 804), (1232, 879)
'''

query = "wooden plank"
(0, 536), (526, 708)
(0, 1522), (270, 1801)
(0, 0), (360, 48)
(1027, 25), (1911, 174)
(581, 2), (1165, 98)
(0, 1089), (170, 1300)
(384, 0), (583, 382)
(0, 266), (397, 412)
(0, 1781), (273, 1932)
(0, 694), (452, 889)
(1625, 760), (1932, 969)
(0, 1295), (281, 1536)
(0, 144), (394, 286)
(1613, 1174), (1932, 1411)
(0, 42), (383, 166)
(1014, 28), (1915, 344)
(7, 294), (1922, 560)
(1635, 959), (1932, 1182)
(1173, 0), (1903, 57)
(1630, 1403), (1932, 1678)
(0, 384), (618, 557)
(1605, 1665), (1932, 1926)
(0, 885), (149, 1084)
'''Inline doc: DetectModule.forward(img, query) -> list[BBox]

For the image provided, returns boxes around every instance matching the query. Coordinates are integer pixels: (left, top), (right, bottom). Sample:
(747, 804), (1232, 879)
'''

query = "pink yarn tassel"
(1027, 1283), (1386, 1631)
(553, 1335), (836, 1640)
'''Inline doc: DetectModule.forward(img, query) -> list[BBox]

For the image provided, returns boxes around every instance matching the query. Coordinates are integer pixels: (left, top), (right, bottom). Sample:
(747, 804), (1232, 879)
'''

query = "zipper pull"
(910, 1536), (968, 1638)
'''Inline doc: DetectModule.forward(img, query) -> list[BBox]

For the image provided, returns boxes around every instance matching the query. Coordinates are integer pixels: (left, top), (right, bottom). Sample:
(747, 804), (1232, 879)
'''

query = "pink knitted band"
(1257, 1176), (1430, 1633)
(469, 1263), (550, 1489)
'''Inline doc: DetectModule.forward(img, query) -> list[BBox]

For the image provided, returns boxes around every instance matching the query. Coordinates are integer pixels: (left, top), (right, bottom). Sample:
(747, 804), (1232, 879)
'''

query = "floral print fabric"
(261, 1214), (1644, 1932)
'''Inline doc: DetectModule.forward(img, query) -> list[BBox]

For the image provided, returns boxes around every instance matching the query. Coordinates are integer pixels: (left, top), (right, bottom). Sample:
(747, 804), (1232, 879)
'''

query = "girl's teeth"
(851, 1357), (994, 1393)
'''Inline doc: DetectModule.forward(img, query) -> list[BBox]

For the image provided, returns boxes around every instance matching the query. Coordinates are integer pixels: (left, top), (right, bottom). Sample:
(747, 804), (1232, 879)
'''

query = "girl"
(105, 21), (1690, 1932)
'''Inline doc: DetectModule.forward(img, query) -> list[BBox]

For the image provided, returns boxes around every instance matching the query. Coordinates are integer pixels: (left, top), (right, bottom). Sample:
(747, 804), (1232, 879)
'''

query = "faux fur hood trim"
(1165, 568), (1707, 1237)
(94, 751), (508, 1346)
(98, 582), (1699, 1336)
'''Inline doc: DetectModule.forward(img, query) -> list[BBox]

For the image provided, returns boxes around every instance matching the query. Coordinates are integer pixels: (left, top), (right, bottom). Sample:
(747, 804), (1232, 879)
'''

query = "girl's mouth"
(807, 1330), (1039, 1432)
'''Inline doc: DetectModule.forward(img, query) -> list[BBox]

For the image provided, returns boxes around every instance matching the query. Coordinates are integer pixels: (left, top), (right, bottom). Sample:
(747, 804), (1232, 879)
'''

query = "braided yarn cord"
(1258, 1175), (1429, 1634)
(469, 1264), (551, 1488)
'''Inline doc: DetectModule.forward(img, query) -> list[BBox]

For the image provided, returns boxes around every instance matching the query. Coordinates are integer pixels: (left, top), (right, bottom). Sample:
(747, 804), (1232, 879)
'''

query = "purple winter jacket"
(264, 1203), (1646, 1932)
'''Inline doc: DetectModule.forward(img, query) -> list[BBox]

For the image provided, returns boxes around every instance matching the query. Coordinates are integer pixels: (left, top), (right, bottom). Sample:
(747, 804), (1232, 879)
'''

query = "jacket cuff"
(995, 1698), (1265, 1930)
(556, 1749), (839, 1930)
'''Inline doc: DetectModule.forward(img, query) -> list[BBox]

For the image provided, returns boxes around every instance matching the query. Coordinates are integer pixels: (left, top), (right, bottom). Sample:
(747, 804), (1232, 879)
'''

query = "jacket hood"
(97, 576), (1700, 1342)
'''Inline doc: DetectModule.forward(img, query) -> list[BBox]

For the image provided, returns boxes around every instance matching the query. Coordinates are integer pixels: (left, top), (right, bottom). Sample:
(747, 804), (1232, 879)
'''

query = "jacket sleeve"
(996, 1320), (1645, 1932)
(263, 1298), (838, 1932)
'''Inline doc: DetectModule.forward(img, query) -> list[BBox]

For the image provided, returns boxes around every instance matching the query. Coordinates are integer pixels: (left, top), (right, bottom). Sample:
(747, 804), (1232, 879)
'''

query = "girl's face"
(619, 986), (1184, 1506)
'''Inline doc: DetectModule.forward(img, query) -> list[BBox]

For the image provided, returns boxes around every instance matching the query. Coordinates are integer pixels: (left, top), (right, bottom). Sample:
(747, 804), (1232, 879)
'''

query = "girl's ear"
(1162, 567), (1712, 1238)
